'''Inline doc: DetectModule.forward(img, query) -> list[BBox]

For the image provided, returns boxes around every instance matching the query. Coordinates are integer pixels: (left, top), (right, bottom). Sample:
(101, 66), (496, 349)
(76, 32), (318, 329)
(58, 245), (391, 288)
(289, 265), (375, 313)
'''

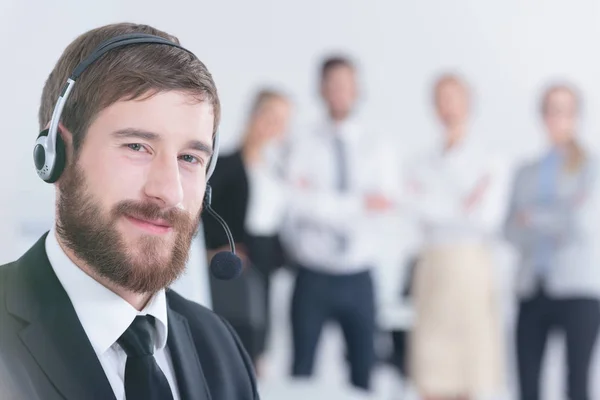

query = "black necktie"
(117, 315), (174, 400)
(332, 133), (348, 251)
(332, 133), (348, 191)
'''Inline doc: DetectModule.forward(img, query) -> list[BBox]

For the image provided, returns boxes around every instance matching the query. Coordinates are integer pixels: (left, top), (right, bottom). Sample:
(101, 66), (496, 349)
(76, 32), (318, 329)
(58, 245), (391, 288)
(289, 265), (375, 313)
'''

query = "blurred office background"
(2, 0), (600, 399)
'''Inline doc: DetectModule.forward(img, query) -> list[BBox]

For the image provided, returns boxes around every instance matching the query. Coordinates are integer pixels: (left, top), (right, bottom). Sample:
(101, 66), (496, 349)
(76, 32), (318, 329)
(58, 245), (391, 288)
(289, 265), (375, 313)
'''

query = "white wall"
(2, 1), (599, 245)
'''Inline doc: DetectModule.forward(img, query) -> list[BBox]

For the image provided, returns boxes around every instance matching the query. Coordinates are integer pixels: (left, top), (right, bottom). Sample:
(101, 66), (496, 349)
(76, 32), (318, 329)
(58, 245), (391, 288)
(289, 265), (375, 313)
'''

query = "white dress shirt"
(244, 140), (290, 236)
(280, 115), (399, 274)
(45, 228), (181, 400)
(403, 137), (510, 248)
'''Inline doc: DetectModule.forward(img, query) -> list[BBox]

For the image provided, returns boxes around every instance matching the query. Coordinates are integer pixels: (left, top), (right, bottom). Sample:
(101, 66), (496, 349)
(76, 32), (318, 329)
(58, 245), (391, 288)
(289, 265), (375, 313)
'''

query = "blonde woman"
(203, 89), (292, 375)
(407, 74), (506, 400)
(504, 83), (600, 400)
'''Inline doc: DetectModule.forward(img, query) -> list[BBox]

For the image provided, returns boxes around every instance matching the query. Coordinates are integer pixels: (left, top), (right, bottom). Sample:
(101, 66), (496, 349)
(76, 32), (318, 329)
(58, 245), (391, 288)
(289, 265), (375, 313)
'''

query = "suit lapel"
(6, 234), (116, 400)
(167, 305), (210, 400)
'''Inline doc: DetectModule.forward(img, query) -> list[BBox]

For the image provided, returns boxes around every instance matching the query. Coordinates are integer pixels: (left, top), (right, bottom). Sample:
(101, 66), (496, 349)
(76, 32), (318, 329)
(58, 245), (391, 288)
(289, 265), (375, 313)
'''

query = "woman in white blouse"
(406, 74), (507, 400)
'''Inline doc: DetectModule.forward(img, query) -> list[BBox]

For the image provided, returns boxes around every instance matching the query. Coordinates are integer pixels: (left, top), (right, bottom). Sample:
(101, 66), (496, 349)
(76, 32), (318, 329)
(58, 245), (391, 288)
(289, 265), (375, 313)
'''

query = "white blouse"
(403, 137), (511, 248)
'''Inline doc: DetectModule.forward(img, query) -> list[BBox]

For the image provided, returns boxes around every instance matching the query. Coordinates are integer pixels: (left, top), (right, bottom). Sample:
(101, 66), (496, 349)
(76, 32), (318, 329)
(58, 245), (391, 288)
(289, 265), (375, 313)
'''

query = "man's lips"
(125, 215), (173, 234)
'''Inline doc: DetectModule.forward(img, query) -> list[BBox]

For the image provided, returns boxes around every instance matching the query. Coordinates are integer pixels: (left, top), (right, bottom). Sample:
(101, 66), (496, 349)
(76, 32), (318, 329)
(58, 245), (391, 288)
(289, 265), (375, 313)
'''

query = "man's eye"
(127, 143), (144, 152)
(180, 154), (200, 164)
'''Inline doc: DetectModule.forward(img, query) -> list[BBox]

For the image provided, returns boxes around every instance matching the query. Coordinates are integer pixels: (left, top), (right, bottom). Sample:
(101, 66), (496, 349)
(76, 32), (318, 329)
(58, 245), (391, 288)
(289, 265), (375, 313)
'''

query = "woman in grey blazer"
(504, 83), (600, 400)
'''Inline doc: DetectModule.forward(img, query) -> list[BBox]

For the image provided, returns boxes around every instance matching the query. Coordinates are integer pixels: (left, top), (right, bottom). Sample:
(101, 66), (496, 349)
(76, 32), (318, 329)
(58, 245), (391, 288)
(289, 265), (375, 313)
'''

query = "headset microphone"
(203, 185), (243, 280)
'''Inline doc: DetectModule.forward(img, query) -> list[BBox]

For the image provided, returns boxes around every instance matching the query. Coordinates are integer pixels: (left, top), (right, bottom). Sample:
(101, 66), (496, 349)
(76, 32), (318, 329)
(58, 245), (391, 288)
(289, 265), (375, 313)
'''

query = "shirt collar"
(323, 113), (363, 142)
(546, 146), (567, 162)
(45, 227), (169, 355)
(431, 136), (467, 164)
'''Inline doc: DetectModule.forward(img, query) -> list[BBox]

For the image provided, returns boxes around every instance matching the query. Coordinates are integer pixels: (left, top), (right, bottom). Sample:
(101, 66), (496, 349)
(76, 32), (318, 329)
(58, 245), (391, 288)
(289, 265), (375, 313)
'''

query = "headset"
(33, 33), (241, 280)
(33, 33), (220, 184)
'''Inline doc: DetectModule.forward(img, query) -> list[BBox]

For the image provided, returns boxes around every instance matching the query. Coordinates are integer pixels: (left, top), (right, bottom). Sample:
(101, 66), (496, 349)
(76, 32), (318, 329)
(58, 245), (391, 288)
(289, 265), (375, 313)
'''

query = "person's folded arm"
(525, 203), (575, 235)
(286, 185), (364, 229)
(399, 170), (469, 229)
(502, 167), (557, 248)
(470, 160), (512, 237)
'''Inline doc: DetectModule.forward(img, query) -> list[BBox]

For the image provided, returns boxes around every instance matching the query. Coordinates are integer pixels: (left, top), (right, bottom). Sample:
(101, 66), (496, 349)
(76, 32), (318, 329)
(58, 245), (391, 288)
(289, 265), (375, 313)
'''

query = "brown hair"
(541, 83), (585, 173)
(320, 55), (355, 81)
(38, 22), (220, 154)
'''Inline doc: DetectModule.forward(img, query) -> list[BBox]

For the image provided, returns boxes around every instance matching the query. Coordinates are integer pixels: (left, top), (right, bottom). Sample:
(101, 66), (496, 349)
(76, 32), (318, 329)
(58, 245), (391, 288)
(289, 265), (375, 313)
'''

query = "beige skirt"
(409, 244), (504, 396)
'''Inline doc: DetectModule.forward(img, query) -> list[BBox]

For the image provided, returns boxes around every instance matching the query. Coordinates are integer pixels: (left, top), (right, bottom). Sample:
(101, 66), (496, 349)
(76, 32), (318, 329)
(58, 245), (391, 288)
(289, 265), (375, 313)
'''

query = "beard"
(56, 163), (201, 295)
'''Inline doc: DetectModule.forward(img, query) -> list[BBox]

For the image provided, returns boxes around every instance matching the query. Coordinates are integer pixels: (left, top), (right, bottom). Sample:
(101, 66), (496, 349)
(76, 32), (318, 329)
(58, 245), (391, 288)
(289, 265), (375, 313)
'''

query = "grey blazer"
(503, 153), (600, 300)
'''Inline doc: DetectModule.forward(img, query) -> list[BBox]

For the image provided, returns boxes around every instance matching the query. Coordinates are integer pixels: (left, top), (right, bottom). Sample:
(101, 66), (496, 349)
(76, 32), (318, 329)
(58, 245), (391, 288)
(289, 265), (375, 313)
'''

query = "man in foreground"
(0, 22), (258, 400)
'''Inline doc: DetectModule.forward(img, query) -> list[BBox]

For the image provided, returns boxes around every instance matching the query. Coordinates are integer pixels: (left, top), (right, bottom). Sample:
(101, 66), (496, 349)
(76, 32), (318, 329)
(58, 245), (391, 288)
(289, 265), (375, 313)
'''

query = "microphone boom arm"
(205, 204), (236, 255)
(203, 185), (236, 254)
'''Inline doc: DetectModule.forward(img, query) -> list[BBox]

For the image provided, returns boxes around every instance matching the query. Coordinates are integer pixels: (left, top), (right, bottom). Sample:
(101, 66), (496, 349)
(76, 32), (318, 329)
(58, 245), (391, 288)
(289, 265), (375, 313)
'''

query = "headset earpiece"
(51, 130), (67, 183)
(34, 128), (66, 183)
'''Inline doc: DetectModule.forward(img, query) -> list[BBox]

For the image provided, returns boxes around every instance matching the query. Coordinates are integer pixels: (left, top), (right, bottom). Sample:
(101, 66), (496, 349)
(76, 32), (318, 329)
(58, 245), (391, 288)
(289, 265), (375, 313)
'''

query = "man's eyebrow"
(186, 140), (213, 157)
(111, 128), (159, 141)
(111, 128), (213, 156)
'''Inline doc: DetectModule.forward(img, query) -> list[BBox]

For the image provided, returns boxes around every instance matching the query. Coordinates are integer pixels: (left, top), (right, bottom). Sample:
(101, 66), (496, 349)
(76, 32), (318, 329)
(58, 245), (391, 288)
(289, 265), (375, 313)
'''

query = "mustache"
(113, 200), (194, 229)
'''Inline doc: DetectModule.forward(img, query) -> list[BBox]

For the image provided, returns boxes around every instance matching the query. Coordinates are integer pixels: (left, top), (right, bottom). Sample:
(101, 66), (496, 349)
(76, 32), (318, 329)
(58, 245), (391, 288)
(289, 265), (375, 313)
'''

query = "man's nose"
(143, 155), (184, 209)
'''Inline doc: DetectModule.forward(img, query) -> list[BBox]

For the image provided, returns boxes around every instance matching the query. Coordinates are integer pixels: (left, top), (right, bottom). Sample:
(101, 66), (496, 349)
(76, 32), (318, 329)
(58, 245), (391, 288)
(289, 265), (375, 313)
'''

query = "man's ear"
(52, 122), (75, 177)
(42, 121), (73, 146)
(57, 122), (73, 147)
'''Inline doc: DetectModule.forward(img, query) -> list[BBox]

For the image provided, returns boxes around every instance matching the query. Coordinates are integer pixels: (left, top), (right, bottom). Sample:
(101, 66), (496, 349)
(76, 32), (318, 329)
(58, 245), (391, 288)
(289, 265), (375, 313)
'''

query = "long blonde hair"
(541, 83), (586, 174)
(243, 88), (289, 146)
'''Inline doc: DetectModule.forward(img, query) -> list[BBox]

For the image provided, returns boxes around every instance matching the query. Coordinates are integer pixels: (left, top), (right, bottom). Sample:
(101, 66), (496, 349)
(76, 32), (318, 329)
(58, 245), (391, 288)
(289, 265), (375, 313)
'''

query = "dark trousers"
(290, 267), (376, 391)
(252, 264), (273, 358)
(390, 330), (408, 377)
(247, 235), (286, 358)
(516, 288), (600, 400)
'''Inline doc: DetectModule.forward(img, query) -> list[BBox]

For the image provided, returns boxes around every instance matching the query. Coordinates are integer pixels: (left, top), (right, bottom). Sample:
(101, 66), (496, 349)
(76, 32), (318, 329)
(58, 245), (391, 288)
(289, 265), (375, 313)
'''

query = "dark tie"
(117, 315), (174, 400)
(332, 133), (348, 191)
(332, 133), (348, 251)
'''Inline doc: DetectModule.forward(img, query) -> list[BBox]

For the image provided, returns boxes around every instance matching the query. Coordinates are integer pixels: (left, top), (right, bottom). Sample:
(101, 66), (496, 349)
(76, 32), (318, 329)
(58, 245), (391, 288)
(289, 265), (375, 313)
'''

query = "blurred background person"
(405, 73), (507, 400)
(280, 55), (396, 392)
(203, 88), (292, 376)
(504, 83), (600, 400)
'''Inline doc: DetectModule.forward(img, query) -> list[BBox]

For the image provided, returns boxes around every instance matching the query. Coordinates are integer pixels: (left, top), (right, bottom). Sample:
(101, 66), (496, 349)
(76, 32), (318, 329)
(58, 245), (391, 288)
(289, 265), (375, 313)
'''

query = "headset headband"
(37, 33), (220, 182)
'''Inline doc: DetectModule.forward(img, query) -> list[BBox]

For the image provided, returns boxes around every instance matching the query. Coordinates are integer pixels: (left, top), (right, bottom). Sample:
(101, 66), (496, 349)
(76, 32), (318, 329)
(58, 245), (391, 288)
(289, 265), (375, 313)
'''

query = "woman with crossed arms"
(406, 73), (508, 400)
(504, 83), (600, 400)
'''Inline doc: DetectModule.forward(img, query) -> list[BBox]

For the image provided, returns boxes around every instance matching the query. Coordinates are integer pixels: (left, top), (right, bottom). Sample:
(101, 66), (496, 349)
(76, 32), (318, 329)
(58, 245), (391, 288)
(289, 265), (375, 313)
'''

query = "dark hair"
(320, 55), (355, 81)
(39, 22), (220, 154)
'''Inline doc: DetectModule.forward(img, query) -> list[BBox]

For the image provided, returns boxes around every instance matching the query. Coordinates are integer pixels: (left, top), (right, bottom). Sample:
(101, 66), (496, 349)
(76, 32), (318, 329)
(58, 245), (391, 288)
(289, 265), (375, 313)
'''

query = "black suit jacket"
(0, 233), (260, 400)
